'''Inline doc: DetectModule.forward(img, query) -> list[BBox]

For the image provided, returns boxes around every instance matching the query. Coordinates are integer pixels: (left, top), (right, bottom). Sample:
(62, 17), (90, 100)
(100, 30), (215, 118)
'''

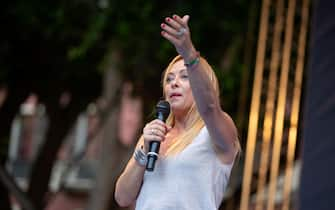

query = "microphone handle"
(146, 141), (161, 171)
(146, 110), (167, 171)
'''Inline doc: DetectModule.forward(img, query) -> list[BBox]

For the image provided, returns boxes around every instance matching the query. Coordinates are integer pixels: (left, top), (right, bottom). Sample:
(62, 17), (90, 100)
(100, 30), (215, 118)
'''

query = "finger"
(145, 134), (164, 142)
(144, 124), (164, 135)
(173, 14), (188, 28)
(144, 128), (165, 140)
(161, 31), (180, 46)
(151, 119), (169, 130)
(153, 129), (165, 138)
(161, 23), (180, 37)
(143, 124), (150, 134)
(182, 15), (190, 24)
(165, 17), (183, 31)
(148, 127), (164, 137)
(152, 123), (168, 135)
(152, 119), (167, 126)
(148, 122), (169, 136)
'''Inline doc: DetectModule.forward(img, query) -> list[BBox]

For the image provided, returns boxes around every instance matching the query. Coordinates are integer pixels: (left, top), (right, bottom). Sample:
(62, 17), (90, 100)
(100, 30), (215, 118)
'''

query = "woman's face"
(164, 60), (194, 115)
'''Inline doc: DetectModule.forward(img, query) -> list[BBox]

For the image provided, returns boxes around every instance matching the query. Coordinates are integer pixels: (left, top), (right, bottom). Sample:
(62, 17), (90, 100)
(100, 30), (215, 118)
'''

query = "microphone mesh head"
(156, 100), (170, 121)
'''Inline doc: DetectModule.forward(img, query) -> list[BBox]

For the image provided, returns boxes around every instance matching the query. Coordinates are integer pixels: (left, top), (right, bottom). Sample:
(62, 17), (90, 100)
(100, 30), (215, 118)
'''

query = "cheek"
(163, 87), (169, 97)
(185, 89), (194, 103)
(164, 87), (172, 102)
(186, 85), (193, 96)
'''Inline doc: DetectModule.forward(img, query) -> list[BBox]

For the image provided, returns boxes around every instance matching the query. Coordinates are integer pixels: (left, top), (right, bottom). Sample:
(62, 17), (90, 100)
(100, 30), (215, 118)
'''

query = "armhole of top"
(202, 127), (236, 170)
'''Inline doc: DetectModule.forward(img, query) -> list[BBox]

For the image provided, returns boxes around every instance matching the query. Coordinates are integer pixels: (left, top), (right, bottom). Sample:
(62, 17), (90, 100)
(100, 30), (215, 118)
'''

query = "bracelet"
(184, 51), (200, 68)
(133, 147), (147, 167)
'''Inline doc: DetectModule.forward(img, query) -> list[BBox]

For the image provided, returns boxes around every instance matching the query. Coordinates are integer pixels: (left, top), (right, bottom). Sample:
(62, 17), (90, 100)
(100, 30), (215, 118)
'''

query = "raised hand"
(161, 14), (197, 63)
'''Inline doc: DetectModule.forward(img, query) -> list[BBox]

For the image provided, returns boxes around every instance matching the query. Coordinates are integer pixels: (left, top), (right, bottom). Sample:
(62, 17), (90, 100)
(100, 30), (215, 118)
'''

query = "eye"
(180, 74), (188, 80)
(166, 75), (174, 83)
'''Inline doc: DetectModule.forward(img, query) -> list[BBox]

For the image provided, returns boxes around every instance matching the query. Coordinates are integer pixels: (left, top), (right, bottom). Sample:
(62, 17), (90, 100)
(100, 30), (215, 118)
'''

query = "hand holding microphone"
(143, 100), (170, 171)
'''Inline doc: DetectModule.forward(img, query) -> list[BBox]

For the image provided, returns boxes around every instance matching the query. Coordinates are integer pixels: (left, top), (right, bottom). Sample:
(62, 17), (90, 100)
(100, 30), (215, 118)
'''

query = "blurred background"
(0, 0), (311, 209)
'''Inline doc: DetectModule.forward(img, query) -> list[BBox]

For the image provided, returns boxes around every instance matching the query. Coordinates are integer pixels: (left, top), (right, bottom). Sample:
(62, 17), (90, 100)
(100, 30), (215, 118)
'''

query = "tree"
(0, 1), (253, 209)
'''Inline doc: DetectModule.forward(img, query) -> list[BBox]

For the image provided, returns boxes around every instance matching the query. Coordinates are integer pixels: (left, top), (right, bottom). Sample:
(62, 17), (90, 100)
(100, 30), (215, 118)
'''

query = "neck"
(172, 112), (188, 132)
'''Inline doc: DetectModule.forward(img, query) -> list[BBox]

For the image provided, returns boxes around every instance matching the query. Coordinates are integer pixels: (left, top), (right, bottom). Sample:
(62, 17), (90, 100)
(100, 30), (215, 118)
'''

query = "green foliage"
(103, 1), (251, 115)
(1, 0), (254, 115)
(68, 13), (108, 60)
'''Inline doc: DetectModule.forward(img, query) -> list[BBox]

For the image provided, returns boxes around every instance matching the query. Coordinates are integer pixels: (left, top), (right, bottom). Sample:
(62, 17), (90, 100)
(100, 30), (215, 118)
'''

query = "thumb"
(182, 15), (190, 24)
(166, 125), (172, 132)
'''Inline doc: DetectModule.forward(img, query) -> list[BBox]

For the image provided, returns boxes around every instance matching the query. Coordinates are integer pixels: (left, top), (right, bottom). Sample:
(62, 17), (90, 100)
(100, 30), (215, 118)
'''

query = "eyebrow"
(167, 69), (187, 76)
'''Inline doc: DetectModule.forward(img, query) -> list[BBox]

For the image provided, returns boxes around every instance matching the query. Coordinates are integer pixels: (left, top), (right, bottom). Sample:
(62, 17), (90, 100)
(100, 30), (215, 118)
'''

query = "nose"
(170, 77), (180, 88)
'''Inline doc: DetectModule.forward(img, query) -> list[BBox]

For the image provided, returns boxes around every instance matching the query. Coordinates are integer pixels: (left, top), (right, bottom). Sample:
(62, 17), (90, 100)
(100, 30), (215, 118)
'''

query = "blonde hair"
(137, 55), (241, 156)
(162, 55), (221, 155)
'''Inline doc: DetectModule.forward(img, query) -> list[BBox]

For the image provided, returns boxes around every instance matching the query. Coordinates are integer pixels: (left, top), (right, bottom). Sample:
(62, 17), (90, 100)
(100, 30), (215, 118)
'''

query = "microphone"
(146, 100), (170, 171)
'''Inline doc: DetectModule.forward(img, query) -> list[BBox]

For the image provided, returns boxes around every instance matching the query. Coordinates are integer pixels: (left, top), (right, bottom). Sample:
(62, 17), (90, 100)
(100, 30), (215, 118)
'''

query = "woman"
(114, 14), (240, 210)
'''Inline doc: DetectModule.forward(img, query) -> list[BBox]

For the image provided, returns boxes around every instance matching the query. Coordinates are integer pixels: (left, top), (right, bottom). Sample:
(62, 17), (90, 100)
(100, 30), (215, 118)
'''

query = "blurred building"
(7, 94), (48, 190)
(4, 82), (142, 210)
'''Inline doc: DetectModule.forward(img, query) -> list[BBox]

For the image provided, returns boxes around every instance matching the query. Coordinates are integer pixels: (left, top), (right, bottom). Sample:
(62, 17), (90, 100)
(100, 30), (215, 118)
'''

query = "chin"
(169, 99), (182, 106)
(168, 103), (180, 111)
(170, 103), (190, 114)
(169, 104), (180, 111)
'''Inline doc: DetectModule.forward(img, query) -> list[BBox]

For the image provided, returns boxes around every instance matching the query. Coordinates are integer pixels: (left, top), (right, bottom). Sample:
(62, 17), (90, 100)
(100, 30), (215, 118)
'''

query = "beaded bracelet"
(133, 147), (147, 167)
(184, 51), (200, 68)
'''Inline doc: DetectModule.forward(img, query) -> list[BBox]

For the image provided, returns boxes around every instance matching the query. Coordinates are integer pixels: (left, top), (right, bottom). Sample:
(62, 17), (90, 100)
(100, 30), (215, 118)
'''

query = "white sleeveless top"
(135, 127), (234, 210)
